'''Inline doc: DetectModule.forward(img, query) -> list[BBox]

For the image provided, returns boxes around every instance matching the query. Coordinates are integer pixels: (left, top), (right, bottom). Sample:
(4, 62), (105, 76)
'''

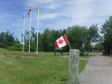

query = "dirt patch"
(6, 54), (39, 59)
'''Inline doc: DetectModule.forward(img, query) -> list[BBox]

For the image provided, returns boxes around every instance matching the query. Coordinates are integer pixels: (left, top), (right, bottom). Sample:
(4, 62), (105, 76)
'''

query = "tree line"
(22, 25), (99, 53)
(0, 30), (20, 50)
(0, 24), (100, 55)
(3, 15), (112, 56)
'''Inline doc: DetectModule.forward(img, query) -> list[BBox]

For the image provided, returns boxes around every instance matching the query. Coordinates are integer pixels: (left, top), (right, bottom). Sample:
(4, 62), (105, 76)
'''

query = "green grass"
(80, 55), (89, 58)
(0, 48), (88, 84)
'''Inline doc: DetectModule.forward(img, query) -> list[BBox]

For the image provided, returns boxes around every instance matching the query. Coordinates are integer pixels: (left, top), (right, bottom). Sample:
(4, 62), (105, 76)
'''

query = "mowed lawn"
(0, 48), (88, 84)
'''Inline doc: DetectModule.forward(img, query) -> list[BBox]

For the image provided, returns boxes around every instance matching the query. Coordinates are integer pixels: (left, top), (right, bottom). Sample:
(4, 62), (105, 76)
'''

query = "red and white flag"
(28, 6), (32, 15)
(55, 34), (68, 49)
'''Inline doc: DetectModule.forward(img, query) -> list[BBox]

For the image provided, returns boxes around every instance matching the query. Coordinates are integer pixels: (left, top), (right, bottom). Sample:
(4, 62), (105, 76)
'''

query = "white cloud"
(46, 4), (59, 9)
(23, 0), (112, 29)
(24, 0), (54, 8)
(28, 0), (53, 4)
(1, 0), (112, 41)
(40, 13), (58, 20)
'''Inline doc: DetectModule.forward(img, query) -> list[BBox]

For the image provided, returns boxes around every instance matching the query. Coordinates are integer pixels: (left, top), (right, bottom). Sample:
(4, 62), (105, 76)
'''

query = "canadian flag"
(55, 34), (68, 49)
(28, 6), (32, 15)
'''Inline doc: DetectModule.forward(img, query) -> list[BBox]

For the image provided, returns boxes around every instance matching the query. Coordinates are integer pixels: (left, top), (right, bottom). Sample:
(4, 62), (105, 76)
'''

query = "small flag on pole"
(36, 8), (39, 13)
(54, 34), (68, 49)
(23, 15), (25, 19)
(29, 7), (32, 12)
(28, 6), (32, 15)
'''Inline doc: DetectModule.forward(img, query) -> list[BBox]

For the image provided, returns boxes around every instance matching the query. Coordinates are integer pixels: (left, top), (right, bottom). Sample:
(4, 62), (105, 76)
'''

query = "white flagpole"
(36, 8), (39, 54)
(23, 14), (25, 52)
(29, 4), (32, 53)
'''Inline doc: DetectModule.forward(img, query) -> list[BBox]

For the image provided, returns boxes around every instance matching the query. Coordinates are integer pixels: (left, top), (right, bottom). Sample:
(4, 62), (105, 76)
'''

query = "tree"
(66, 25), (99, 55)
(0, 30), (16, 48)
(95, 43), (103, 51)
(41, 28), (51, 51)
(21, 27), (37, 51)
(84, 24), (100, 51)
(0, 42), (6, 48)
(8, 43), (22, 51)
(66, 25), (89, 54)
(66, 25), (87, 49)
(101, 16), (112, 55)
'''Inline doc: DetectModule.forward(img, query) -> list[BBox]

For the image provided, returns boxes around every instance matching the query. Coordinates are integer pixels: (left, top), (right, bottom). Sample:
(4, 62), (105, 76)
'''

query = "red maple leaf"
(58, 39), (63, 44)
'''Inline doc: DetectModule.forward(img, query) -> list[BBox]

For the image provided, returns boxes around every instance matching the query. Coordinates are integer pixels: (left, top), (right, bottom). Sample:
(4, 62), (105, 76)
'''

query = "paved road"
(79, 53), (112, 84)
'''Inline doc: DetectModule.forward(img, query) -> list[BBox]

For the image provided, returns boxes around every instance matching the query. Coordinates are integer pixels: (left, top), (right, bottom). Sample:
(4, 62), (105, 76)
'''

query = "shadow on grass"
(64, 53), (69, 55)
(60, 78), (68, 84)
(54, 55), (63, 56)
(90, 55), (96, 56)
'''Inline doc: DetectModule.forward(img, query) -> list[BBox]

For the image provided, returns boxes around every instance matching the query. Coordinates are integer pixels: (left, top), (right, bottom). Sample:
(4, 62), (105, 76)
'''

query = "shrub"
(8, 43), (22, 51)
(0, 42), (6, 48)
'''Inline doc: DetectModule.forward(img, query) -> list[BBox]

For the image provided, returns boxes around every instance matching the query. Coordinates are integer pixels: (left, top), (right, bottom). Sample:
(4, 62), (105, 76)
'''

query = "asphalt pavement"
(79, 53), (112, 84)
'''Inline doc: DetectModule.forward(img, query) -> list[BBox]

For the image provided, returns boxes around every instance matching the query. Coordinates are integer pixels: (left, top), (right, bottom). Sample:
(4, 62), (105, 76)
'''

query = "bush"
(0, 42), (6, 48)
(8, 46), (22, 51)
(30, 46), (36, 52)
(8, 43), (22, 51)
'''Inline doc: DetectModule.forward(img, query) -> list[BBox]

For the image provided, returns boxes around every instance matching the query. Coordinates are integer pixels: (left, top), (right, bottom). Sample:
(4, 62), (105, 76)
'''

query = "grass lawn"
(0, 48), (88, 84)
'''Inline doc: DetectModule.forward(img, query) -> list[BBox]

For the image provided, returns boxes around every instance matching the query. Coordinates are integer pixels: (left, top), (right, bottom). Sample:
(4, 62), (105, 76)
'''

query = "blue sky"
(0, 0), (112, 41)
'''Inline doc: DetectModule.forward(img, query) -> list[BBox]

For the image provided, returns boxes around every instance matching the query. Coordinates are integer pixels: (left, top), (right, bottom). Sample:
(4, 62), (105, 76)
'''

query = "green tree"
(0, 42), (6, 48)
(0, 30), (16, 48)
(41, 28), (51, 51)
(84, 24), (99, 51)
(66, 25), (99, 55)
(22, 27), (37, 52)
(66, 25), (88, 49)
(95, 43), (103, 50)
(8, 43), (22, 51)
(88, 24), (99, 42)
(101, 16), (112, 55)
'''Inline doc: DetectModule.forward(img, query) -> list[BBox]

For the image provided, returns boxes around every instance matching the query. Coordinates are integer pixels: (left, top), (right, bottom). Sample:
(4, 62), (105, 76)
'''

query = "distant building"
(92, 45), (103, 52)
